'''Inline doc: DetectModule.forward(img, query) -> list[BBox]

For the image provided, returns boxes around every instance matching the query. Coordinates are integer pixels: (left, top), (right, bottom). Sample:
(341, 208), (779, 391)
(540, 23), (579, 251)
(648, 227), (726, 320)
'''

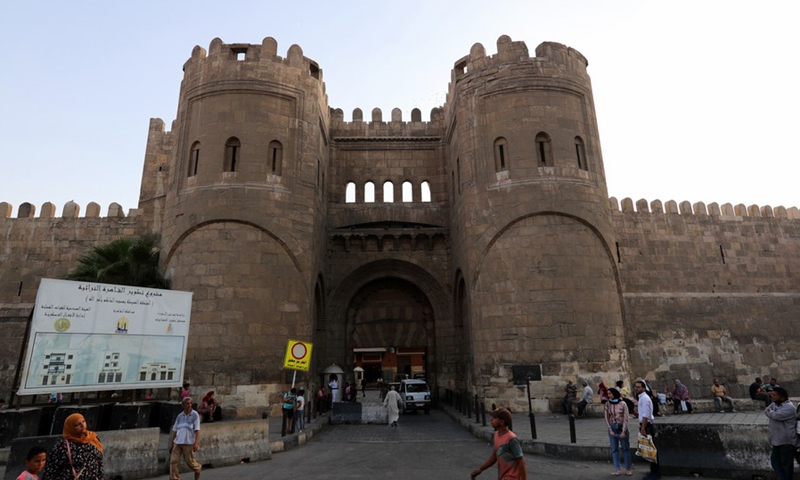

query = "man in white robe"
(383, 385), (403, 427)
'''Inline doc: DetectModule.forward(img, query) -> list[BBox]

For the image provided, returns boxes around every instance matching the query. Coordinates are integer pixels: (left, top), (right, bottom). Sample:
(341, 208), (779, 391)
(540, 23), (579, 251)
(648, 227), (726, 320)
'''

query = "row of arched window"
(345, 181), (432, 203)
(493, 134), (588, 172)
(187, 138), (284, 177)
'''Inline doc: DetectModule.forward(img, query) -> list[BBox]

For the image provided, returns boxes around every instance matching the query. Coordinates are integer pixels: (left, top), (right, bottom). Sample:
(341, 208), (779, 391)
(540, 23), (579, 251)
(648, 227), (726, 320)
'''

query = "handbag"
(680, 400), (687, 411)
(636, 434), (658, 463)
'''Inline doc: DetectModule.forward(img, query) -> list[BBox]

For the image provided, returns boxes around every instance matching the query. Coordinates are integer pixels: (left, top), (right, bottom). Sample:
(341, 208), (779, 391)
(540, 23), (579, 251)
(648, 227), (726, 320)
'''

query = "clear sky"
(2, 1), (798, 217)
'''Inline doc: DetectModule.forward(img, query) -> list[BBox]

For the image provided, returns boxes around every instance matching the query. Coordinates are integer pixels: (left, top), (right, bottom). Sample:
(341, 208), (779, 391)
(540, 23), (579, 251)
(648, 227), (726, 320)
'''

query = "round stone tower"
(157, 37), (328, 409)
(444, 36), (627, 409)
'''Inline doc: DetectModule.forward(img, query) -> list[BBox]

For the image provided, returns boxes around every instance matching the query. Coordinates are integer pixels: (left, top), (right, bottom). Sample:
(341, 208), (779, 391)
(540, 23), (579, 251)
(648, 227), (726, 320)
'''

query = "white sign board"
(17, 278), (193, 395)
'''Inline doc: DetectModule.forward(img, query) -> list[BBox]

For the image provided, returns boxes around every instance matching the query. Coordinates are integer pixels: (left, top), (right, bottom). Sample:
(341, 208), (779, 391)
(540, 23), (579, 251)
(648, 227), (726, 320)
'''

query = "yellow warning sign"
(283, 339), (313, 371)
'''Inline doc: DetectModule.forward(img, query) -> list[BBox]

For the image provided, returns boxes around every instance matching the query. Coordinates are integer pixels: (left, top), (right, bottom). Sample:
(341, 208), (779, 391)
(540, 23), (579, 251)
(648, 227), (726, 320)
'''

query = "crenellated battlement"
(610, 197), (800, 220)
(329, 106), (445, 139)
(180, 37), (325, 93)
(0, 201), (134, 219)
(445, 35), (590, 116)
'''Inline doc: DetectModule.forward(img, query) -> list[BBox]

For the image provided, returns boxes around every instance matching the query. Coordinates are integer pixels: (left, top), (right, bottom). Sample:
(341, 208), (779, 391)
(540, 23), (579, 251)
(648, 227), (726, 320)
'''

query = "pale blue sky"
(2, 1), (798, 216)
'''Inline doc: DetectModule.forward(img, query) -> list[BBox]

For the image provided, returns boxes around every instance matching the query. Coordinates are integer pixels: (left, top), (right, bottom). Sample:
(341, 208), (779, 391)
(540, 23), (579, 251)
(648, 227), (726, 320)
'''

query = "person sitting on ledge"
(711, 378), (736, 412)
(750, 377), (770, 407)
(672, 379), (692, 414)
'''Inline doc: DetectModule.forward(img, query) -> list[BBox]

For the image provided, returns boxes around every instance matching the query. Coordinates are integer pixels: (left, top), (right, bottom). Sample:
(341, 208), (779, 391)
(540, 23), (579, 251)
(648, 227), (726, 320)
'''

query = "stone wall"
(613, 202), (800, 398)
(0, 210), (143, 401)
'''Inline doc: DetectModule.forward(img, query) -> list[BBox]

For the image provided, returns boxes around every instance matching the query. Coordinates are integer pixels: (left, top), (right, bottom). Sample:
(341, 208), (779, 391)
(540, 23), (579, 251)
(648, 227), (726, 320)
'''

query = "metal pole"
(474, 395), (480, 423)
(466, 393), (471, 418)
(568, 414), (576, 443)
(480, 402), (486, 426)
(526, 377), (537, 439)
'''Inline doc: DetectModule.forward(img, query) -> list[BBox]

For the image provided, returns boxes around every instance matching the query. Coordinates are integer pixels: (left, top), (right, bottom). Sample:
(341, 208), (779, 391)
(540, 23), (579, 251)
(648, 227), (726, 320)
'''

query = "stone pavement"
(267, 391), (768, 463)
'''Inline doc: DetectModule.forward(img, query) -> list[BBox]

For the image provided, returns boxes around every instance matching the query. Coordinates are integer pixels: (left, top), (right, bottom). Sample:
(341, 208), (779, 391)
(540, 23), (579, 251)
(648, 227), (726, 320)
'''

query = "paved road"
(153, 410), (726, 480)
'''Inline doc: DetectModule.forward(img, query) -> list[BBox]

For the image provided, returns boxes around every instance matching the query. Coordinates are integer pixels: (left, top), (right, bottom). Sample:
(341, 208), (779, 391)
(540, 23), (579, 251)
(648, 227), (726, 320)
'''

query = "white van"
(399, 378), (431, 414)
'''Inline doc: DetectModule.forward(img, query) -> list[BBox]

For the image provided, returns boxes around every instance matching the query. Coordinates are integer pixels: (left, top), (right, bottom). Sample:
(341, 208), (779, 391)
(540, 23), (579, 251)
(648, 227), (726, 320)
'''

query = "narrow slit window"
(224, 137), (240, 172)
(536, 132), (552, 167)
(188, 142), (200, 177)
(574, 136), (587, 170)
(268, 140), (283, 175)
(493, 138), (508, 172)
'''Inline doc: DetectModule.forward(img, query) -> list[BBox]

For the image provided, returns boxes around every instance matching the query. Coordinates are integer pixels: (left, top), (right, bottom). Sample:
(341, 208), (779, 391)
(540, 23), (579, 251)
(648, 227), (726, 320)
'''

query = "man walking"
(169, 397), (201, 480)
(635, 380), (660, 480)
(383, 385), (402, 427)
(765, 386), (796, 480)
(471, 408), (527, 479)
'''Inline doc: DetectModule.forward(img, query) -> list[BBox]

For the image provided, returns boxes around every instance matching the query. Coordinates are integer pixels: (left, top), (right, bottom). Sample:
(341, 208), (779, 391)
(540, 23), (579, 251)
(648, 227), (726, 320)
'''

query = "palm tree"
(65, 235), (171, 289)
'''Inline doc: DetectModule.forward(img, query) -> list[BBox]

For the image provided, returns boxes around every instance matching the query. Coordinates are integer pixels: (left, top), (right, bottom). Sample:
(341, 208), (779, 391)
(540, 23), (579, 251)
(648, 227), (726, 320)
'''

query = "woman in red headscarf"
(43, 413), (103, 480)
(199, 391), (222, 422)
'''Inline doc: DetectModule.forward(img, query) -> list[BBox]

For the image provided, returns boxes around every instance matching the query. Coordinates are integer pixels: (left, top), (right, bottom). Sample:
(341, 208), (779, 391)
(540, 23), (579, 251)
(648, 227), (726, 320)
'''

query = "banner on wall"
(17, 278), (193, 395)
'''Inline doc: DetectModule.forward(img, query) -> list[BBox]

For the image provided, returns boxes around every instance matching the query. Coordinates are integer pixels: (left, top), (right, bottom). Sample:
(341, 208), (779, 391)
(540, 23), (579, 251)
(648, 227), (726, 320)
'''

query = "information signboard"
(17, 279), (193, 395)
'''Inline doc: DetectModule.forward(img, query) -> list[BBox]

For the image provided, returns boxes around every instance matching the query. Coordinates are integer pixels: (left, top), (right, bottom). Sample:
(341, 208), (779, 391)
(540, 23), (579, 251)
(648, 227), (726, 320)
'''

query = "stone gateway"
(2, 35), (799, 415)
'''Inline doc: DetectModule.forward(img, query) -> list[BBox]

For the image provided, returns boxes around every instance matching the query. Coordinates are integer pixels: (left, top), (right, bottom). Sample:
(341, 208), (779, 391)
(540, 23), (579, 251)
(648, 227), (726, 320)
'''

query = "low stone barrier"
(4, 428), (160, 480)
(655, 423), (771, 479)
(2, 419), (270, 480)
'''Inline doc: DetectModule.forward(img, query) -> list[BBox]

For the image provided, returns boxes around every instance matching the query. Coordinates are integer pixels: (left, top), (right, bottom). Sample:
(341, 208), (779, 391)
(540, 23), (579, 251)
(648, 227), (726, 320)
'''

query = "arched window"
(268, 140), (283, 175)
(364, 181), (375, 203)
(345, 182), (356, 203)
(188, 142), (200, 177)
(493, 137), (508, 171)
(224, 137), (240, 172)
(574, 136), (588, 170)
(383, 181), (394, 203)
(402, 181), (413, 202)
(536, 132), (552, 167)
(421, 181), (432, 202)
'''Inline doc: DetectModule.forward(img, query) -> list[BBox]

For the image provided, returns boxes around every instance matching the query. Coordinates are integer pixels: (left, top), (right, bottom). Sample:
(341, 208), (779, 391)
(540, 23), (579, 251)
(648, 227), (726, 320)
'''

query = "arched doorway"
(347, 277), (433, 383)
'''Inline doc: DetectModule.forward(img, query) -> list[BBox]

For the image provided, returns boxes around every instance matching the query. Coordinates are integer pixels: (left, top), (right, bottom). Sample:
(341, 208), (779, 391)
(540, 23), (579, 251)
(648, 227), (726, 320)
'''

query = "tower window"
(345, 182), (356, 203)
(268, 140), (283, 175)
(493, 138), (508, 172)
(536, 132), (552, 167)
(188, 142), (200, 177)
(224, 137), (240, 172)
(574, 136), (588, 170)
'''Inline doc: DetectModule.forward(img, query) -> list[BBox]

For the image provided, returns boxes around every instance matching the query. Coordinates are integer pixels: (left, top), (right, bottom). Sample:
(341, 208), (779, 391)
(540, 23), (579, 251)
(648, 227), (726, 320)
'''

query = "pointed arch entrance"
(348, 277), (432, 382)
(325, 260), (448, 389)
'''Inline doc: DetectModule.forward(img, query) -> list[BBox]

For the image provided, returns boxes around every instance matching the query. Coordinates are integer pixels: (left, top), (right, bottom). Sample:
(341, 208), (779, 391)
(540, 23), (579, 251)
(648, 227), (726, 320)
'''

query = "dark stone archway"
(325, 260), (449, 388)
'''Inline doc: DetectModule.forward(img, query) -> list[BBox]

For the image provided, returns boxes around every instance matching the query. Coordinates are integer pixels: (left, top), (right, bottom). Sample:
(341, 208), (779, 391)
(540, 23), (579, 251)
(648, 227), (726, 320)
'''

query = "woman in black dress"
(44, 413), (103, 480)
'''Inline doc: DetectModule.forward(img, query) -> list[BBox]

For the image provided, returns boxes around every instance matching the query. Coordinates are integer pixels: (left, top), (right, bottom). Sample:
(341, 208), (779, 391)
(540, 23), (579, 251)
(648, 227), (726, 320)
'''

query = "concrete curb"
(268, 413), (328, 454)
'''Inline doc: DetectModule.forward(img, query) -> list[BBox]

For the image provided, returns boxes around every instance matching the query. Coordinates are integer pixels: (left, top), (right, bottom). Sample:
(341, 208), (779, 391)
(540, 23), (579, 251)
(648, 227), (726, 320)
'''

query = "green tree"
(65, 235), (171, 289)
